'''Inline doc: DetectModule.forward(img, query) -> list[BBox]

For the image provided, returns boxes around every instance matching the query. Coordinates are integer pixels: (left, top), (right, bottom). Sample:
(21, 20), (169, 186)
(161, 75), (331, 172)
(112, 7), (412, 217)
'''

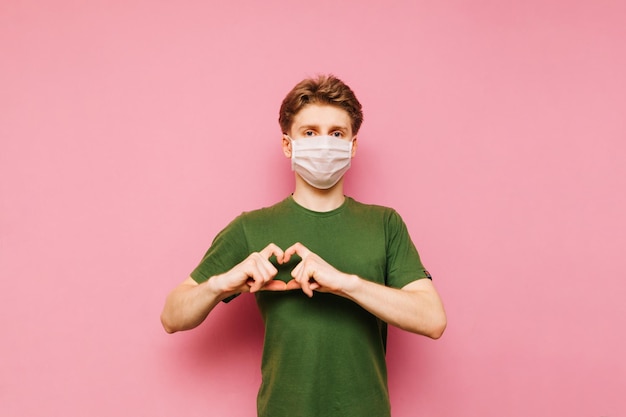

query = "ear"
(282, 134), (292, 158)
(351, 137), (358, 157)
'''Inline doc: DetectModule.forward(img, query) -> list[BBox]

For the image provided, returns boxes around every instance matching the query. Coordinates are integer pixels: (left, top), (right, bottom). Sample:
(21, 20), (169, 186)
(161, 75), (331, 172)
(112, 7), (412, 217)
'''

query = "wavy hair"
(279, 74), (363, 135)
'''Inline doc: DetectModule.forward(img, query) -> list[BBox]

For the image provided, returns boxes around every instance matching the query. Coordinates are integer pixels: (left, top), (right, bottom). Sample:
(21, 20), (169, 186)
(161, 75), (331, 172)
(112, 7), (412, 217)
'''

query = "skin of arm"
(341, 277), (446, 339)
(161, 242), (446, 339)
(160, 277), (227, 334)
(160, 244), (287, 333)
(284, 242), (447, 339)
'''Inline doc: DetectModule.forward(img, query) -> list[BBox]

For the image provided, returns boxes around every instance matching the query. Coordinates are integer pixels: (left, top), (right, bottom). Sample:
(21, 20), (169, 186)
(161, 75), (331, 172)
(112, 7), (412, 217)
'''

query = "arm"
(340, 276), (446, 339)
(160, 244), (286, 333)
(283, 242), (447, 339)
(160, 276), (227, 334)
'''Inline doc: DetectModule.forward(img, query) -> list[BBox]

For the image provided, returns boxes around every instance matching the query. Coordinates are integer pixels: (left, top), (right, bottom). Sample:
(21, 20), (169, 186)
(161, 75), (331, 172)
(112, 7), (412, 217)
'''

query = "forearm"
(160, 277), (232, 334)
(339, 276), (447, 339)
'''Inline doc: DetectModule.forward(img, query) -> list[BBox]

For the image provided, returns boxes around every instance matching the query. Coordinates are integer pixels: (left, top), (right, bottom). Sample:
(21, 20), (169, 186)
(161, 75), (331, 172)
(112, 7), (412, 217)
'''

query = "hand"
(216, 243), (286, 294)
(282, 242), (353, 297)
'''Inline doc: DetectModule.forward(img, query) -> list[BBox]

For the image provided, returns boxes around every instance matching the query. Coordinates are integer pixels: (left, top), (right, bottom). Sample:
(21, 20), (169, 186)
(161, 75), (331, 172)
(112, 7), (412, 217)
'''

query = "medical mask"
(288, 135), (354, 189)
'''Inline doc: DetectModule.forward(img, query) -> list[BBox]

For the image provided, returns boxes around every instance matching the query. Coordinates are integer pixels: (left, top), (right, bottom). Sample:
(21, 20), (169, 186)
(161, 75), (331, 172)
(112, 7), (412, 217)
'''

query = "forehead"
(291, 104), (352, 132)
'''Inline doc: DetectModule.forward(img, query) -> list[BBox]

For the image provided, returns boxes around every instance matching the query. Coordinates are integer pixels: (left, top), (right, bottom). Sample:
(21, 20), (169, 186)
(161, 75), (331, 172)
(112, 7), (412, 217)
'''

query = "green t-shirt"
(191, 196), (430, 417)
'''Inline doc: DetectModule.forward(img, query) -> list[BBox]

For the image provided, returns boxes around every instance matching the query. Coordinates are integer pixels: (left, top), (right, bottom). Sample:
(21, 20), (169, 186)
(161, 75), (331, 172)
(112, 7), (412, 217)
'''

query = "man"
(161, 74), (446, 417)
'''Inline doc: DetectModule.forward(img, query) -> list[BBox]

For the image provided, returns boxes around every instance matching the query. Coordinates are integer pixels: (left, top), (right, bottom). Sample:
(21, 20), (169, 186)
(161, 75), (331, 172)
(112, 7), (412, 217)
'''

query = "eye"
(331, 131), (343, 138)
(304, 130), (316, 136)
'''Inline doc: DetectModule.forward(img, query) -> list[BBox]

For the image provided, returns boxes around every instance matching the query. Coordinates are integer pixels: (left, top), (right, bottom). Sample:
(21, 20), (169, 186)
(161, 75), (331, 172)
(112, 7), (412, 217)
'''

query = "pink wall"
(2, 1), (625, 416)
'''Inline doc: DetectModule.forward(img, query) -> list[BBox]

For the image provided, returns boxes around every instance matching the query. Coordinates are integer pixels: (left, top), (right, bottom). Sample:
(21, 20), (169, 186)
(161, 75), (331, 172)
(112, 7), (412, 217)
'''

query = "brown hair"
(279, 74), (363, 135)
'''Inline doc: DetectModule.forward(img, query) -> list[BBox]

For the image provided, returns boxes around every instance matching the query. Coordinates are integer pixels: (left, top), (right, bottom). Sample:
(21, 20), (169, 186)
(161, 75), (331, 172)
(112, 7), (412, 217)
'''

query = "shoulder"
(211, 198), (291, 245)
(233, 197), (293, 223)
(346, 197), (400, 219)
(345, 198), (411, 236)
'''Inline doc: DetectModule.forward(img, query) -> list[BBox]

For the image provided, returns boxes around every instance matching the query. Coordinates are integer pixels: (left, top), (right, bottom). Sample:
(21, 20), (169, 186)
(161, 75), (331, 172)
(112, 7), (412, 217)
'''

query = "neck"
(292, 175), (346, 212)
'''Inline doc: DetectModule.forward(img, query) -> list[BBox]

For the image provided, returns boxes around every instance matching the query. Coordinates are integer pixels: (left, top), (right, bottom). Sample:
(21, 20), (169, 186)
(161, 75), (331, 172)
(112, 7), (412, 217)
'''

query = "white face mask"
(287, 135), (354, 189)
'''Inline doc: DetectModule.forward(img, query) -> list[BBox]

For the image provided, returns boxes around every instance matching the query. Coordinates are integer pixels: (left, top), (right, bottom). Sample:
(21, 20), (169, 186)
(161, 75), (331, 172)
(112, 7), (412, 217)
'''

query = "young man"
(161, 74), (446, 417)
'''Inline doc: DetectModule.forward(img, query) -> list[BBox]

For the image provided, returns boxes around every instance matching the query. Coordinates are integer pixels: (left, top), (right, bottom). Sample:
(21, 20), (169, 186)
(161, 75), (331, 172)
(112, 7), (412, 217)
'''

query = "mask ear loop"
(349, 137), (358, 158)
(346, 139), (353, 168)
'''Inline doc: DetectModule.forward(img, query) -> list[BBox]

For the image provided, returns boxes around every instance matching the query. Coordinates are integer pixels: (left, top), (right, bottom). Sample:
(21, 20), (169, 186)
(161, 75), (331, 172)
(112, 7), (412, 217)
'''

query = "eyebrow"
(299, 124), (349, 132)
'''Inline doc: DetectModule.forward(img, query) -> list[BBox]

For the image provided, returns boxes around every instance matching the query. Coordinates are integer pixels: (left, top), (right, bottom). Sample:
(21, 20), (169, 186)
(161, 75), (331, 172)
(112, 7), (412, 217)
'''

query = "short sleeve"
(384, 210), (431, 289)
(189, 215), (250, 300)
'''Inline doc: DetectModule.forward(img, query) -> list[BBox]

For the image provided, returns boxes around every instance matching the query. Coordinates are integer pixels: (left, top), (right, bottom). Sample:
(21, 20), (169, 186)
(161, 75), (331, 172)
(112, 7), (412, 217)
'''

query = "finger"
(248, 251), (280, 285)
(291, 259), (302, 277)
(246, 257), (277, 292)
(259, 243), (285, 264)
(259, 280), (288, 291)
(246, 269), (268, 293)
(292, 262), (314, 298)
(254, 253), (278, 279)
(283, 242), (311, 263)
(260, 278), (303, 292)
(284, 279), (301, 291)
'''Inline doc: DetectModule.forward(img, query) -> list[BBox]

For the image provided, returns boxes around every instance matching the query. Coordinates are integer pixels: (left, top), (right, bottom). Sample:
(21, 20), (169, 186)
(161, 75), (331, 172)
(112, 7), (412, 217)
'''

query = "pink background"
(1, 1), (625, 416)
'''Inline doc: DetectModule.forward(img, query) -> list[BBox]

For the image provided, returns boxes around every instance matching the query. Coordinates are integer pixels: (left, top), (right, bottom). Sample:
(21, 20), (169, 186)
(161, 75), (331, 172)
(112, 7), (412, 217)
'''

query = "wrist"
(205, 274), (236, 301)
(339, 273), (361, 295)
